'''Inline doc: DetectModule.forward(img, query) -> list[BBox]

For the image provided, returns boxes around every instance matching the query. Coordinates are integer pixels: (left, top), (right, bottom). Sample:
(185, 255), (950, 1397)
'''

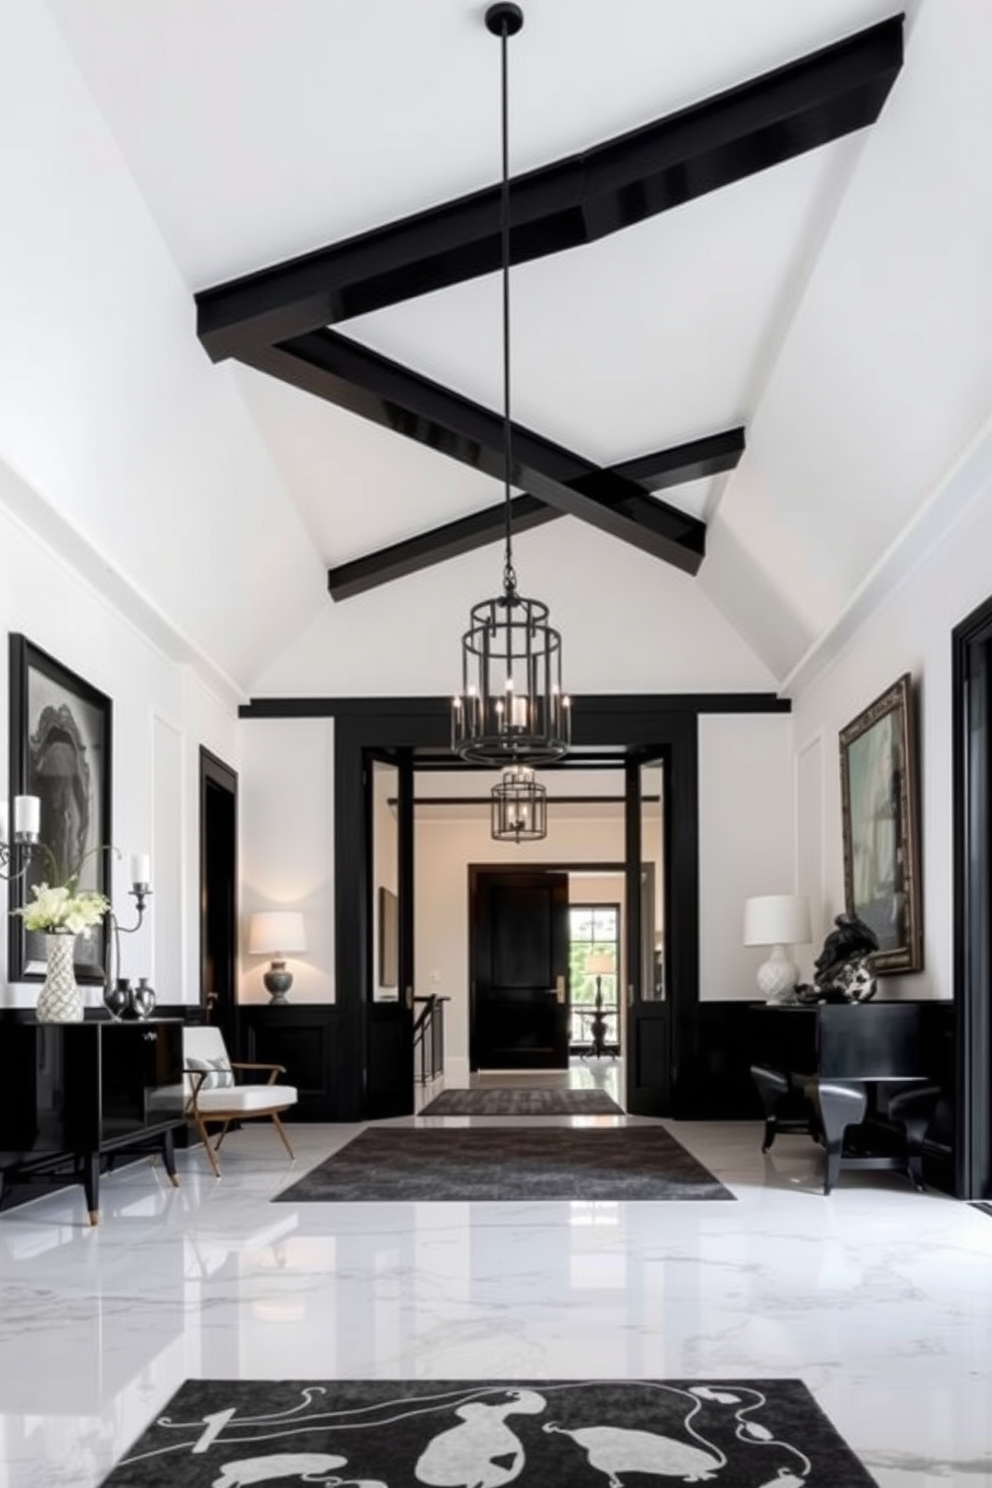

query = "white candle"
(13, 795), (40, 836)
(131, 853), (151, 886)
(511, 695), (528, 729)
(0, 801), (7, 845)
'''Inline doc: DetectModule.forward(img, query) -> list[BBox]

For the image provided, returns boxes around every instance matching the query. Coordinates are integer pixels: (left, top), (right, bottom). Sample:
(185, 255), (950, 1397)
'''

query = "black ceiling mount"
(485, 3), (524, 39)
(327, 429), (744, 601)
(194, 15), (903, 597)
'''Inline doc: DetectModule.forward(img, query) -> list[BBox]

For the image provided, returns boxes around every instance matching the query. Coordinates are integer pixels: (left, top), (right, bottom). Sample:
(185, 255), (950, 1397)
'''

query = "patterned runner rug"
(102, 1377), (878, 1486)
(273, 1125), (734, 1203)
(419, 1087), (623, 1116)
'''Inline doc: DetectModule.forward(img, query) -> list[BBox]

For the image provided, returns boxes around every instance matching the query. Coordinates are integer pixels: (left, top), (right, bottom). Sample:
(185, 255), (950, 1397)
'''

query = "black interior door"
(624, 753), (672, 1115)
(199, 748), (237, 1043)
(365, 751), (415, 1119)
(471, 870), (570, 1070)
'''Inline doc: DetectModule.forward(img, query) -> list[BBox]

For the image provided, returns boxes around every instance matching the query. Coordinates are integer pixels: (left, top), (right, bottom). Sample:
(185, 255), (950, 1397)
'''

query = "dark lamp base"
(263, 959), (293, 1004)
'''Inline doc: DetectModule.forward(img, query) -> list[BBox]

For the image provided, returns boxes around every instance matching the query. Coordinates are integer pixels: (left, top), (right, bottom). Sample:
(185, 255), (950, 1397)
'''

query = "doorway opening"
(199, 747), (237, 1039)
(569, 902), (622, 1059)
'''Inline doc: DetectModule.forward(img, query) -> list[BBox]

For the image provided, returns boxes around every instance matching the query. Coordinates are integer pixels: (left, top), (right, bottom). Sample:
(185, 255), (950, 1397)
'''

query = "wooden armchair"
(183, 1025), (298, 1177)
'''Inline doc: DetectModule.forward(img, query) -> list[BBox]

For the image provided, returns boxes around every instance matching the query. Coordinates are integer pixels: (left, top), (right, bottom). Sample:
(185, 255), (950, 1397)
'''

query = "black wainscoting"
(238, 1004), (341, 1121)
(677, 1002), (765, 1120)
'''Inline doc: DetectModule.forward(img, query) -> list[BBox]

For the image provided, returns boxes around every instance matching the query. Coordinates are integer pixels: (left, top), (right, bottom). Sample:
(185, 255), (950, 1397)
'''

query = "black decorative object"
(452, 3), (570, 768)
(797, 912), (880, 1004)
(491, 766), (547, 843)
(7, 635), (112, 984)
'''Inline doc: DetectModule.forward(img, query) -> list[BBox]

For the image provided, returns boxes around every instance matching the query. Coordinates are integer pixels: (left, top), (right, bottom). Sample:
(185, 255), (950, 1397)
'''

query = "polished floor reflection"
(0, 1107), (990, 1487)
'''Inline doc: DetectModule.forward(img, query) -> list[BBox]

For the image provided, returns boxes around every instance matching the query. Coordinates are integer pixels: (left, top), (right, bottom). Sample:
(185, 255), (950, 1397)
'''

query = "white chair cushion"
(194, 1084), (297, 1114)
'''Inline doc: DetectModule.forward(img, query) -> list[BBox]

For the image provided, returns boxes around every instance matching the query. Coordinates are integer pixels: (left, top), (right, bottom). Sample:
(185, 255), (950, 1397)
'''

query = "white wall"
(0, 461), (238, 1009)
(790, 438), (992, 1003)
(698, 712), (796, 999)
(238, 717), (335, 1004)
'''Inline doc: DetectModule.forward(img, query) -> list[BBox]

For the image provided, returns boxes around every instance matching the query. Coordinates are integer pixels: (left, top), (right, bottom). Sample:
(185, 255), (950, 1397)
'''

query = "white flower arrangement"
(14, 880), (110, 936)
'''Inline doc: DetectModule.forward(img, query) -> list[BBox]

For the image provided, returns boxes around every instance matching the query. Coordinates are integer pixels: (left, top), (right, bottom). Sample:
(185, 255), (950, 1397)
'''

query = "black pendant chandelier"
(491, 765), (548, 844)
(451, 2), (570, 769)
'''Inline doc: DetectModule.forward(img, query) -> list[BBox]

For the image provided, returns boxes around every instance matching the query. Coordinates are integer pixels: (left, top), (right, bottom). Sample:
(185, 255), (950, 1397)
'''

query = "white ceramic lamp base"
(756, 944), (798, 1004)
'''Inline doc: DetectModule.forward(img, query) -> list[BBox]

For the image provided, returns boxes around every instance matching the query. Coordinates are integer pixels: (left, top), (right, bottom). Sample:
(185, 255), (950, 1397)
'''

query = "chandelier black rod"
(498, 13), (515, 591)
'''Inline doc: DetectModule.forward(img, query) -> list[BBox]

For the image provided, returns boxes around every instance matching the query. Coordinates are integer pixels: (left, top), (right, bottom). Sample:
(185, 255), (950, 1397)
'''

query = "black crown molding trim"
(196, 17), (904, 360)
(327, 429), (744, 601)
(238, 692), (791, 720)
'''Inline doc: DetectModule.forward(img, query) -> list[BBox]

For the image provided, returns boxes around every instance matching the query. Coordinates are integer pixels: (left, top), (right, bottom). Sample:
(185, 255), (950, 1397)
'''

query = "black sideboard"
(0, 1016), (186, 1223)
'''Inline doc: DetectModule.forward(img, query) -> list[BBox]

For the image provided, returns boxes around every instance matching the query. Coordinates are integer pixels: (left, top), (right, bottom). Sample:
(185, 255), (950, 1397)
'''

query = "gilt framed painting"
(839, 672), (922, 974)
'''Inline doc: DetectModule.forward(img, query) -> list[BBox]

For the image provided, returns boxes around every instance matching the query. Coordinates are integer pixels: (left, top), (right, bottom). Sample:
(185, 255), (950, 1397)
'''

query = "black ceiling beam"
(327, 428), (743, 600)
(196, 16), (903, 361)
(246, 329), (708, 574)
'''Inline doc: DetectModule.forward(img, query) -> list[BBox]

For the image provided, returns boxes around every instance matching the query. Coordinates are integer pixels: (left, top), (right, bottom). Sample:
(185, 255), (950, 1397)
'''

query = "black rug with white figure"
(274, 1126), (733, 1203)
(419, 1087), (624, 1117)
(101, 1377), (879, 1486)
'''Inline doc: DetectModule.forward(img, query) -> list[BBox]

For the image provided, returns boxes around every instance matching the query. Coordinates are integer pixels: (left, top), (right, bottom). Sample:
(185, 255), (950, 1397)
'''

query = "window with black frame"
(568, 904), (621, 1055)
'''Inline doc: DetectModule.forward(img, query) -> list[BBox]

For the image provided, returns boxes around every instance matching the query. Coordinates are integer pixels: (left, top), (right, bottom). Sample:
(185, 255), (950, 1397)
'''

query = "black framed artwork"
(7, 634), (113, 982)
(839, 672), (922, 974)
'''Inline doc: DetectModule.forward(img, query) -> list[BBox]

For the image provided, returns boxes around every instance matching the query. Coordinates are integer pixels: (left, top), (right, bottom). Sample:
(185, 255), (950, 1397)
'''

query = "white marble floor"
(0, 1092), (990, 1486)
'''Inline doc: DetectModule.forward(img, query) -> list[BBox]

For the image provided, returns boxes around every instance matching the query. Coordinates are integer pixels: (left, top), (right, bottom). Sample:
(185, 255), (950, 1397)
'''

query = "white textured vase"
(37, 933), (84, 1023)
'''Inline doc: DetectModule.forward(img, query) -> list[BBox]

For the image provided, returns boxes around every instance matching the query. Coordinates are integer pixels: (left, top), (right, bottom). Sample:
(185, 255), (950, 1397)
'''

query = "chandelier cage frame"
(451, 1), (570, 769)
(490, 765), (548, 844)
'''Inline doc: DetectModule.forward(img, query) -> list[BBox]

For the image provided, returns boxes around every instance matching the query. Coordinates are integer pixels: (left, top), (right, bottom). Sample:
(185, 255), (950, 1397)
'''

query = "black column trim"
(952, 595), (992, 1200)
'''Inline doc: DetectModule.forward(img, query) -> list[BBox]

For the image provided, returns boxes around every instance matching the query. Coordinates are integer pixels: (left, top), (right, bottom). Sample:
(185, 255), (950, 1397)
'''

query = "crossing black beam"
(327, 429), (744, 600)
(196, 17), (903, 361)
(246, 330), (710, 575)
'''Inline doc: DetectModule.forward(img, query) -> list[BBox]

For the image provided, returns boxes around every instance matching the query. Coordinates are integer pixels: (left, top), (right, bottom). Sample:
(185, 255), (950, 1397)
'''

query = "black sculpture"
(796, 912), (880, 1004)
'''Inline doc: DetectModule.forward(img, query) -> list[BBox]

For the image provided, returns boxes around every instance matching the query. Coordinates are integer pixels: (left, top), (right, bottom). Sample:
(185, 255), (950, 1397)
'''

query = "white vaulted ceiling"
(3, 0), (990, 695)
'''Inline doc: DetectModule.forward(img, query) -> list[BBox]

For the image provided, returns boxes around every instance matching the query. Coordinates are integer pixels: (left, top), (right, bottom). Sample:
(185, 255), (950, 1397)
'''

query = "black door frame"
(952, 598), (992, 1200)
(625, 749), (679, 1115)
(365, 747), (416, 1118)
(241, 692), (789, 1121)
(198, 746), (238, 1039)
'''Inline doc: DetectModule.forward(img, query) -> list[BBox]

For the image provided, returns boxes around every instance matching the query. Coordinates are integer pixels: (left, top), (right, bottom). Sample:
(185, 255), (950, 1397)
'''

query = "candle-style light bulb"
(13, 795), (40, 838)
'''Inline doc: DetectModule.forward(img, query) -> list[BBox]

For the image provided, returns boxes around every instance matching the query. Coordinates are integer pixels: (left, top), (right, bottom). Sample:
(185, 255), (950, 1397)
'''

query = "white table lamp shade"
(743, 895), (811, 1003)
(743, 895), (811, 948)
(248, 911), (307, 957)
(585, 951), (615, 976)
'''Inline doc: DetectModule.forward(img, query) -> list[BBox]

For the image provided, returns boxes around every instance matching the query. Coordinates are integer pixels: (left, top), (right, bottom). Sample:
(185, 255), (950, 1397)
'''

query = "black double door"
(471, 871), (570, 1071)
(365, 751), (415, 1119)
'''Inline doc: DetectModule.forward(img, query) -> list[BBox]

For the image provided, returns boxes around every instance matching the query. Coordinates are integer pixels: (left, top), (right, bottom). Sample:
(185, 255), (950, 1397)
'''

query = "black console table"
(0, 1016), (186, 1224)
(749, 1001), (947, 1194)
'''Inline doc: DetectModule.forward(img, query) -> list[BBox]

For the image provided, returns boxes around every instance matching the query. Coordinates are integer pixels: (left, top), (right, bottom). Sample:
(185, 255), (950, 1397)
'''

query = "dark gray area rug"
(274, 1125), (734, 1203)
(102, 1377), (878, 1486)
(419, 1086), (624, 1116)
